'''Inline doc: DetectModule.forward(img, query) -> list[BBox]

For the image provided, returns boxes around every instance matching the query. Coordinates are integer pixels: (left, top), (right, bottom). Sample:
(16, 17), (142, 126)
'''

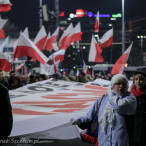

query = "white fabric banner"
(10, 78), (108, 139)
(86, 78), (133, 89)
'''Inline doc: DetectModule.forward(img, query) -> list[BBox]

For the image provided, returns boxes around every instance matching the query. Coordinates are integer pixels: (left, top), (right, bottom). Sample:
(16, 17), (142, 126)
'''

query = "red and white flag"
(94, 11), (99, 32)
(58, 23), (73, 49)
(23, 27), (29, 38)
(0, 16), (7, 30)
(88, 35), (104, 63)
(83, 61), (90, 75)
(14, 32), (49, 64)
(111, 42), (133, 74)
(34, 25), (47, 52)
(45, 27), (59, 51)
(0, 28), (6, 39)
(54, 60), (60, 73)
(99, 28), (113, 48)
(64, 22), (82, 49)
(16, 63), (25, 72)
(0, 36), (9, 52)
(48, 49), (66, 63)
(13, 27), (29, 54)
(44, 32), (52, 51)
(0, 0), (11, 12)
(0, 52), (12, 72)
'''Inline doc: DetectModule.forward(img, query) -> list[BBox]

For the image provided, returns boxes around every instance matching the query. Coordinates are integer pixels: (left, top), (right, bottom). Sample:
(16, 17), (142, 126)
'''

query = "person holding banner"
(131, 72), (146, 146)
(71, 74), (137, 146)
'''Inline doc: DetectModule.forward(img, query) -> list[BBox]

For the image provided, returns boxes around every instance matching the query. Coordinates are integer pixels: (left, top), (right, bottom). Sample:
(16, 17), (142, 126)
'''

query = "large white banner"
(10, 78), (108, 139)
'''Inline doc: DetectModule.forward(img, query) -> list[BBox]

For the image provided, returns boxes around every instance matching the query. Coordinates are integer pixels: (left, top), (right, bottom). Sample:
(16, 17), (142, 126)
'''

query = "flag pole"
(81, 45), (84, 67)
(39, 0), (43, 28)
(122, 0), (125, 54)
(76, 41), (82, 67)
(110, 45), (113, 73)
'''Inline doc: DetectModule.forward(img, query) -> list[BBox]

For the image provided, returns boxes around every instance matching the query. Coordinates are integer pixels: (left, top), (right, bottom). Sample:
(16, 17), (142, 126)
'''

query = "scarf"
(98, 91), (115, 132)
(131, 85), (144, 98)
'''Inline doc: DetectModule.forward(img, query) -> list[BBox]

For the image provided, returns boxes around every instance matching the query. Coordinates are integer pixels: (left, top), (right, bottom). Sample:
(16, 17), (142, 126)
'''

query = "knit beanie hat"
(110, 74), (128, 88)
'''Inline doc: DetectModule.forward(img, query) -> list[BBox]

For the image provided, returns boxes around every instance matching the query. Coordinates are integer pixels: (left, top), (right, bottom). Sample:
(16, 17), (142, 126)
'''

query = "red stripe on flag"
(14, 46), (46, 64)
(36, 36), (47, 51)
(100, 36), (113, 48)
(0, 59), (12, 72)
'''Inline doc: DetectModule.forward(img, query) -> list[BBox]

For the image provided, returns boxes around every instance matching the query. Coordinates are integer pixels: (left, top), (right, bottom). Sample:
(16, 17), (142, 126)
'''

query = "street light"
(122, 0), (125, 54)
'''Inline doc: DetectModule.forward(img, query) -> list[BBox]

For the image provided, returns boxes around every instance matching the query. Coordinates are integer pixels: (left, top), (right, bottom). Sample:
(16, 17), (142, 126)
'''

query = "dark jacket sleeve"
(0, 84), (13, 139)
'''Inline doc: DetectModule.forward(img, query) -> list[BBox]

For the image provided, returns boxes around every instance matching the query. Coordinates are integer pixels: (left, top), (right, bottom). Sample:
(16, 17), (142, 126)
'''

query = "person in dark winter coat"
(0, 83), (13, 141)
(131, 71), (146, 146)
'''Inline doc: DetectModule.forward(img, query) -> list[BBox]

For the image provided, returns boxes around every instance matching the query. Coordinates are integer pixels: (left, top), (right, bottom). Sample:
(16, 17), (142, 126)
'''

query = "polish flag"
(0, 16), (7, 30)
(13, 27), (29, 54)
(34, 25), (47, 52)
(45, 27), (59, 51)
(0, 36), (9, 52)
(16, 63), (25, 72)
(88, 35), (104, 63)
(48, 49), (66, 63)
(83, 61), (90, 75)
(44, 32), (52, 51)
(64, 22), (82, 49)
(54, 60), (60, 73)
(58, 23), (73, 49)
(14, 32), (49, 64)
(0, 52), (12, 72)
(0, 0), (11, 12)
(0, 28), (6, 39)
(23, 27), (29, 38)
(99, 28), (113, 48)
(94, 11), (99, 32)
(111, 42), (133, 74)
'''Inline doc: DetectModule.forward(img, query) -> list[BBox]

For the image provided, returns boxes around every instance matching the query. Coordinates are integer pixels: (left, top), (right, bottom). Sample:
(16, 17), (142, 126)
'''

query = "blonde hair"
(113, 78), (128, 89)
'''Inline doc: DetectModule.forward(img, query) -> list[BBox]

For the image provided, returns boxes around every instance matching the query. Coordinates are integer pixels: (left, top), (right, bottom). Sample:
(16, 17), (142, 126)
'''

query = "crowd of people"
(0, 69), (136, 91)
(0, 70), (146, 146)
(0, 70), (121, 91)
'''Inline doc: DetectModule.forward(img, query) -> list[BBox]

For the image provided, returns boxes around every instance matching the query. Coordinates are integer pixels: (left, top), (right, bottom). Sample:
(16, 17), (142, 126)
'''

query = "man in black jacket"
(0, 83), (13, 144)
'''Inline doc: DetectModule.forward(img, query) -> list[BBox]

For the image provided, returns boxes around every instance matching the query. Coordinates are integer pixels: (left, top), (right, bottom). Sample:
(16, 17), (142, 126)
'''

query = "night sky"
(1, 0), (146, 32)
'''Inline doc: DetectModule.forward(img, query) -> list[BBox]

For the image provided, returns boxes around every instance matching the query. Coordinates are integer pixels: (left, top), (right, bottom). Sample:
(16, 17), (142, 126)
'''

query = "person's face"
(113, 79), (127, 95)
(134, 74), (146, 89)
(4, 77), (8, 81)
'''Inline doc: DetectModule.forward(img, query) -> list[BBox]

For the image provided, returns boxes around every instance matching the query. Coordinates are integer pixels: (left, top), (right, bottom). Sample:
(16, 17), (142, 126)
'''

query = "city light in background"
(1, 0), (146, 75)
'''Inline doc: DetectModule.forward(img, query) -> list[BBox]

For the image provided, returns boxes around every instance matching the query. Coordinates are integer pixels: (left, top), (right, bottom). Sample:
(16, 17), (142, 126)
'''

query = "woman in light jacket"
(71, 74), (137, 146)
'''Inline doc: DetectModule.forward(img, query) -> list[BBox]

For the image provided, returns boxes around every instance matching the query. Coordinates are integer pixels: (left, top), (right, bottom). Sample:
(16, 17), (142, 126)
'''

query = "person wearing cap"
(71, 74), (136, 146)
(131, 71), (146, 146)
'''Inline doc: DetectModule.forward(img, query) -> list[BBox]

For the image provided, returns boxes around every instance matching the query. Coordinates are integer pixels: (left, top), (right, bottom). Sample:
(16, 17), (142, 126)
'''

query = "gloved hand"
(70, 118), (78, 125)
